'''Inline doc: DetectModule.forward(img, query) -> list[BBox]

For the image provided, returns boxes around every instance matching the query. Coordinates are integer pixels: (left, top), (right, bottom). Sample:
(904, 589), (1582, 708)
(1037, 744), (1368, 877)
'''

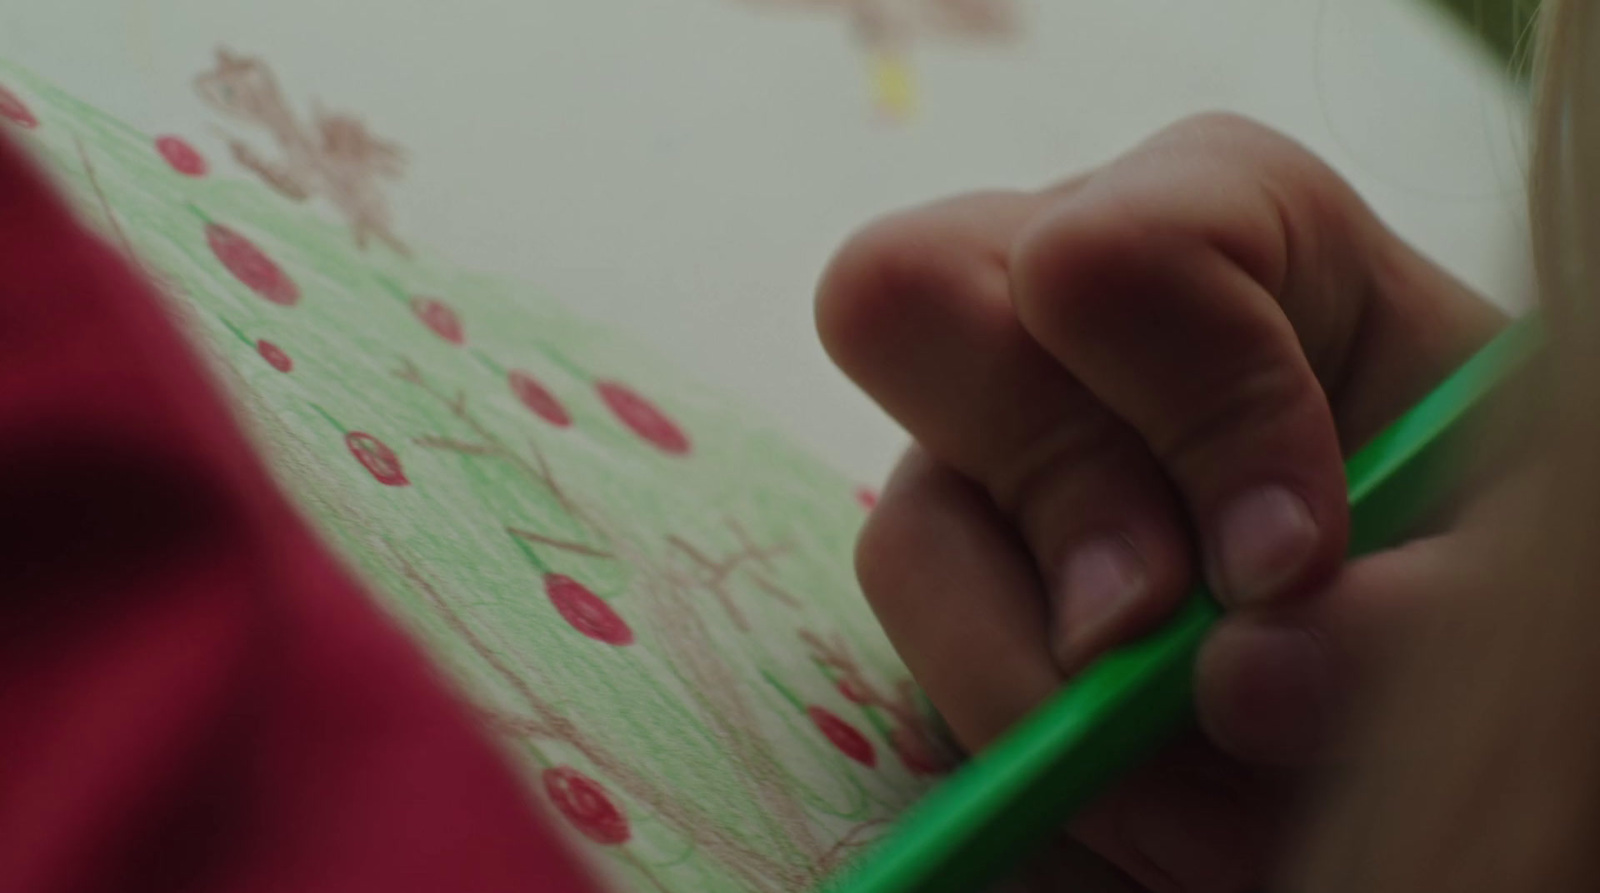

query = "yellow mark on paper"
(126, 0), (158, 75)
(870, 52), (915, 121)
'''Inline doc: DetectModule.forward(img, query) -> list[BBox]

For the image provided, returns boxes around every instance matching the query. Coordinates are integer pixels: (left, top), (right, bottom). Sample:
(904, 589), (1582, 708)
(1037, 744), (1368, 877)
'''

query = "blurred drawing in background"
(196, 48), (411, 256)
(735, 0), (1020, 120)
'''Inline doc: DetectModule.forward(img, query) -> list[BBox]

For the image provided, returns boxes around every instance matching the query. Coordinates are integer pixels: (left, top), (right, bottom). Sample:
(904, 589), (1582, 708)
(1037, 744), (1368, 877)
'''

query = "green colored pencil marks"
(0, 56), (951, 893)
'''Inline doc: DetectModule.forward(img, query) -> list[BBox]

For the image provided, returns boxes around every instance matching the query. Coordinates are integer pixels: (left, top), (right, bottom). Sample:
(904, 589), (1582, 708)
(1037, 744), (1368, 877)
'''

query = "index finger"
(1009, 114), (1504, 606)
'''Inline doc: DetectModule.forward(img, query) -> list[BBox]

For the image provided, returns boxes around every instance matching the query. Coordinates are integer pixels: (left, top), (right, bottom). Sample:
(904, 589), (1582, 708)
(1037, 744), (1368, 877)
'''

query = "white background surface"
(2, 0), (1530, 483)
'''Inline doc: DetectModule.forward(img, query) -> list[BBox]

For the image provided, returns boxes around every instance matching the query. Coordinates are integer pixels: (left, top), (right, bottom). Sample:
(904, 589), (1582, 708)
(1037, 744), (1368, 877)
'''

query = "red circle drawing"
(509, 369), (572, 427)
(345, 432), (409, 486)
(855, 487), (878, 511)
(837, 678), (872, 705)
(890, 724), (949, 776)
(808, 706), (876, 767)
(207, 223), (300, 306)
(0, 85), (37, 129)
(545, 573), (633, 645)
(411, 297), (464, 345)
(596, 381), (689, 455)
(542, 767), (630, 845)
(256, 339), (293, 372)
(156, 136), (208, 176)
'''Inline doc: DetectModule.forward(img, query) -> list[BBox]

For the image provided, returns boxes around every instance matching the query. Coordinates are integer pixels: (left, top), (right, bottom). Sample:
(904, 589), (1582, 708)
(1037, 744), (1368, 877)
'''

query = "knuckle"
(852, 505), (923, 618)
(986, 415), (1131, 517)
(1009, 193), (1163, 338)
(852, 461), (939, 613)
(815, 210), (978, 373)
(1157, 111), (1324, 180)
(1151, 358), (1320, 471)
(1161, 110), (1281, 148)
(1158, 112), (1364, 258)
(853, 449), (995, 618)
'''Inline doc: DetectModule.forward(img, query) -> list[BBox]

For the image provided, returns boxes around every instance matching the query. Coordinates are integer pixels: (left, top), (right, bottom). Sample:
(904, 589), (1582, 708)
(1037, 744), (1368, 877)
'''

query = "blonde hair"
(1293, 2), (1600, 890)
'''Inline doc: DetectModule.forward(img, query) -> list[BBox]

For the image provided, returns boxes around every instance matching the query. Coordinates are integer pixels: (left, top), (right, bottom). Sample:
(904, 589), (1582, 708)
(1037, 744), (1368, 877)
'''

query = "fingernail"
(1213, 485), (1318, 605)
(1199, 622), (1336, 763)
(1053, 537), (1147, 668)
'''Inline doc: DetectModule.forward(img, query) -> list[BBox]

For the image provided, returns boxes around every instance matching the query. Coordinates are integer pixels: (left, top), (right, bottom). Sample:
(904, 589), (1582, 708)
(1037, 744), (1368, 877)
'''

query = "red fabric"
(0, 134), (602, 893)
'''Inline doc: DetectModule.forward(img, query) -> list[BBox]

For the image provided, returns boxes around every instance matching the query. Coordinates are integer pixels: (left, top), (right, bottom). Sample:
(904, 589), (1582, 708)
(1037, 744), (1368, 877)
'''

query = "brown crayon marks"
(801, 629), (959, 776)
(389, 362), (840, 890)
(378, 310), (910, 892)
(9, 53), (937, 892)
(734, 0), (1020, 119)
(196, 48), (411, 256)
(667, 522), (800, 631)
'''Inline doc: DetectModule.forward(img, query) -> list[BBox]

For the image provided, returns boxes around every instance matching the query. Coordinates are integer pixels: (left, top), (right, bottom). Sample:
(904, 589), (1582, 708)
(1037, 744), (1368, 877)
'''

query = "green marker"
(824, 314), (1543, 893)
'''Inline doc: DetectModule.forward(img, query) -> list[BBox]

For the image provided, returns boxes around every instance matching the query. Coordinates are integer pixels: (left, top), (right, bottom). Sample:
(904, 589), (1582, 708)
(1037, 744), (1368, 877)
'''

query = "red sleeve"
(0, 133), (603, 893)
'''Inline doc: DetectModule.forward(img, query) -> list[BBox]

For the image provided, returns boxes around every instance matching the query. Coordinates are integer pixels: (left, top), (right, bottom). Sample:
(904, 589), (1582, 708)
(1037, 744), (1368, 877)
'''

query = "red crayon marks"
(546, 573), (633, 645)
(854, 487), (878, 511)
(808, 706), (876, 767)
(837, 678), (872, 705)
(0, 84), (37, 129)
(412, 297), (464, 345)
(543, 767), (630, 845)
(207, 223), (299, 306)
(597, 381), (689, 455)
(256, 339), (292, 372)
(889, 723), (949, 776)
(509, 369), (572, 427)
(156, 135), (208, 176)
(346, 432), (408, 486)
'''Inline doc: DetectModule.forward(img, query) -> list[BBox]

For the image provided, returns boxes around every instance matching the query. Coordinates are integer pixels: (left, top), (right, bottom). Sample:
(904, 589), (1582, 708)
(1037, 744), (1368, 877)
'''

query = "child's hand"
(815, 114), (1507, 892)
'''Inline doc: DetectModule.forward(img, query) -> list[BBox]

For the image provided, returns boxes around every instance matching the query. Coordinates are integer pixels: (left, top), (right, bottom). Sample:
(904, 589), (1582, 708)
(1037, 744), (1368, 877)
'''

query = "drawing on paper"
(195, 48), (411, 256)
(0, 52), (955, 893)
(735, 0), (1020, 119)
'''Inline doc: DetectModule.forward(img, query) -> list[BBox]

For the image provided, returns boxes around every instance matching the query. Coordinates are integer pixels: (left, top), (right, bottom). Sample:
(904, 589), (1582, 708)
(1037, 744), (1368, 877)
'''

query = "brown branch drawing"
(390, 359), (865, 890)
(195, 48), (411, 256)
(507, 526), (614, 559)
(73, 136), (180, 296)
(387, 541), (803, 893)
(666, 531), (802, 628)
